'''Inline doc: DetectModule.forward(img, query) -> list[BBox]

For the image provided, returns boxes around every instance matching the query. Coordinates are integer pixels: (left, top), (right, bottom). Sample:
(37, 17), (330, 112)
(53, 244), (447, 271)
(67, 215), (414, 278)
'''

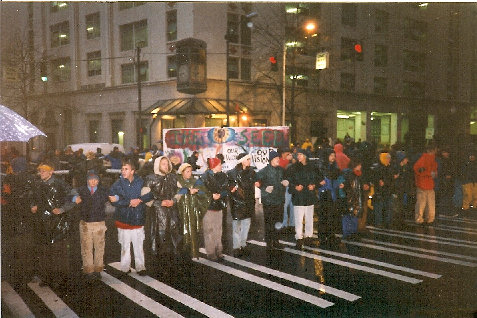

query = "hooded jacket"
(144, 156), (181, 255)
(413, 152), (438, 190)
(334, 143), (350, 171)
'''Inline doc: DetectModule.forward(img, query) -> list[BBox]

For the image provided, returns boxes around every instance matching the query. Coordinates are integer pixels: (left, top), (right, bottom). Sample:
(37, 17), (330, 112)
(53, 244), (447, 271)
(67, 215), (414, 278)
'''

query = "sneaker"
(118, 270), (131, 278)
(216, 255), (225, 263)
(137, 270), (147, 276)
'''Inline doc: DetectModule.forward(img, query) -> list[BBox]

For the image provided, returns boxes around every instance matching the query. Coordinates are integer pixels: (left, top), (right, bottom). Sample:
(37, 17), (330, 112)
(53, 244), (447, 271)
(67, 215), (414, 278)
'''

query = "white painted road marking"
(27, 282), (79, 318)
(108, 262), (234, 318)
(275, 240), (441, 279)
(337, 235), (477, 267)
(201, 246), (360, 302)
(194, 257), (334, 308)
(2, 281), (35, 318)
(101, 272), (184, 318)
(247, 240), (422, 284)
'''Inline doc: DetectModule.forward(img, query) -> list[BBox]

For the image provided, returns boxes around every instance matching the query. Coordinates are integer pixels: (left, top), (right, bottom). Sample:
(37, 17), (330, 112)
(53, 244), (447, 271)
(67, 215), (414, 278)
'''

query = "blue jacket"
(109, 175), (153, 226)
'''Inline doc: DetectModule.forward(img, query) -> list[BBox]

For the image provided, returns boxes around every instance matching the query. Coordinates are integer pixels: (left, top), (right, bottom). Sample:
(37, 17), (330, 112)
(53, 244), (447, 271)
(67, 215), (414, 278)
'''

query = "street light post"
(225, 35), (230, 127)
(225, 12), (257, 128)
(136, 43), (143, 150)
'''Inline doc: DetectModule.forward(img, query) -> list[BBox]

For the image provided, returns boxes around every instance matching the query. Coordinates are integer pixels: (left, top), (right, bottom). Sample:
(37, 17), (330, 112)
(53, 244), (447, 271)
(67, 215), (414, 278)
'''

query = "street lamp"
(282, 19), (316, 143)
(225, 12), (257, 127)
(136, 40), (146, 150)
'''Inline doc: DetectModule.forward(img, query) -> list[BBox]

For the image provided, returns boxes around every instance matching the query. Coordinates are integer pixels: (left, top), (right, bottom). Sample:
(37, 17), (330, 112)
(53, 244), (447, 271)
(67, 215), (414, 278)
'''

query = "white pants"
(117, 227), (145, 272)
(294, 205), (314, 240)
(232, 218), (251, 249)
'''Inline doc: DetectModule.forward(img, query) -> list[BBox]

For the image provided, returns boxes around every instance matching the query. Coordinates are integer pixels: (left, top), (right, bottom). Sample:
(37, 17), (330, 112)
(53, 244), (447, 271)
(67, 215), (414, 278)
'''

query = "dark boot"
(272, 240), (284, 249)
(296, 239), (304, 250)
(233, 248), (243, 258)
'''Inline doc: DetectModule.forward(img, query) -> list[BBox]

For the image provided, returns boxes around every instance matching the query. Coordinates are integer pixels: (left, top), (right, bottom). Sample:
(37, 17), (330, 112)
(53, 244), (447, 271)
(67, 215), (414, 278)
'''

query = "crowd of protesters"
(1, 136), (475, 288)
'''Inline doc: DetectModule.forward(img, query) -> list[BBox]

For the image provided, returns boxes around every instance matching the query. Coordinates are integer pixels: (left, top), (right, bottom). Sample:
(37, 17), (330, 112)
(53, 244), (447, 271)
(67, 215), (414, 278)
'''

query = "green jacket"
(256, 164), (285, 206)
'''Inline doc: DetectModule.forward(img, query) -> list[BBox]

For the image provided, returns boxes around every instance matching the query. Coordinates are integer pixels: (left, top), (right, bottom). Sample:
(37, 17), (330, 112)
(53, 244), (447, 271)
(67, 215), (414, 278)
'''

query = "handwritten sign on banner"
(163, 126), (289, 172)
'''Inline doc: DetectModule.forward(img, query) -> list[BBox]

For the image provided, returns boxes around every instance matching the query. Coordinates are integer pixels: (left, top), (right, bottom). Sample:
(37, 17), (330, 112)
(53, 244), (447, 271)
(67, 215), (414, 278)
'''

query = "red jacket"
(413, 153), (437, 190)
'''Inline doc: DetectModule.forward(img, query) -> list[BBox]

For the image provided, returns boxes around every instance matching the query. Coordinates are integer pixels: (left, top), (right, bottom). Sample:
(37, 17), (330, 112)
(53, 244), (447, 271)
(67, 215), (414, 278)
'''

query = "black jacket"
(75, 185), (109, 222)
(228, 165), (256, 220)
(201, 169), (229, 211)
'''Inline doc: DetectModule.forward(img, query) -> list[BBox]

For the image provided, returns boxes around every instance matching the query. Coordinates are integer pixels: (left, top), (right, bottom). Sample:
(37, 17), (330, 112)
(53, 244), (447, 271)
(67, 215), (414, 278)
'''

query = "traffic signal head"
(354, 42), (363, 61)
(269, 56), (278, 71)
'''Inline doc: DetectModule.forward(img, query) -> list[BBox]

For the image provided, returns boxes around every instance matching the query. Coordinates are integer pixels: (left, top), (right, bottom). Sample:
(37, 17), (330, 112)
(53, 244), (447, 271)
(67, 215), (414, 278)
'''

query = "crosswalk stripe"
(368, 229), (477, 249)
(274, 240), (441, 279)
(438, 215), (477, 225)
(247, 241), (422, 284)
(337, 235), (477, 267)
(359, 238), (477, 261)
(193, 257), (334, 308)
(27, 282), (79, 318)
(200, 247), (360, 302)
(404, 221), (477, 235)
(367, 226), (477, 246)
(108, 262), (234, 318)
(2, 282), (35, 318)
(101, 272), (184, 317)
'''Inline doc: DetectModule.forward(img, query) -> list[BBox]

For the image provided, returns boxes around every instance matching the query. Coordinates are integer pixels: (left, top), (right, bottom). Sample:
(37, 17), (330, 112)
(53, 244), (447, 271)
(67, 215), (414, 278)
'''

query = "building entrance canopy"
(144, 98), (251, 116)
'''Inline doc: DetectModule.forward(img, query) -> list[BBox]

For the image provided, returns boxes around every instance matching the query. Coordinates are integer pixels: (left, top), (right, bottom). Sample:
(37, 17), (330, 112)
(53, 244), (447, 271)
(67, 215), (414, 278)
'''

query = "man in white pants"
(287, 149), (318, 249)
(109, 158), (153, 276)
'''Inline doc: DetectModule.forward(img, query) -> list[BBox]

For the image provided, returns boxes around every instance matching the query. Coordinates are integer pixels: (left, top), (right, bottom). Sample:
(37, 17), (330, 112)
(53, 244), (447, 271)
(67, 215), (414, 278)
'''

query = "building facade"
(1, 2), (476, 152)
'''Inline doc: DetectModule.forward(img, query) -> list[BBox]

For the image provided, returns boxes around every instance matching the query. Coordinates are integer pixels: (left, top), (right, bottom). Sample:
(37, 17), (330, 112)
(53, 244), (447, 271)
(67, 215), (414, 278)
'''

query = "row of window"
(340, 38), (426, 71)
(50, 10), (177, 49)
(340, 73), (424, 97)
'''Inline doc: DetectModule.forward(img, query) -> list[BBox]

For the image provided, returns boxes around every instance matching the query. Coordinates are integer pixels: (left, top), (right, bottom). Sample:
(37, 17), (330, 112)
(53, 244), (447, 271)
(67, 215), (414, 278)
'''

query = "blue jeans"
(232, 218), (251, 249)
(373, 196), (393, 227)
(282, 187), (295, 227)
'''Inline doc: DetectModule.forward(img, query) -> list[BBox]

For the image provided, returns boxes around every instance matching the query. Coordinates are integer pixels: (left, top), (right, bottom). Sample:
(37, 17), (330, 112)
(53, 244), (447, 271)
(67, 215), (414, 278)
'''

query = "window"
(240, 58), (251, 81)
(340, 73), (355, 91)
(50, 1), (68, 13)
(374, 77), (387, 95)
(87, 51), (101, 76)
(340, 37), (356, 61)
(403, 50), (425, 72)
(374, 44), (388, 67)
(111, 119), (124, 145)
(227, 14), (240, 44)
(228, 57), (239, 79)
(50, 21), (69, 48)
(342, 4), (357, 27)
(167, 55), (177, 78)
(121, 61), (149, 84)
(375, 10), (389, 33)
(89, 120), (99, 142)
(119, 2), (145, 10)
(51, 57), (71, 82)
(226, 13), (251, 45)
(252, 119), (268, 127)
(166, 10), (177, 42)
(86, 12), (100, 39)
(120, 20), (148, 51)
(403, 81), (424, 97)
(404, 18), (427, 41)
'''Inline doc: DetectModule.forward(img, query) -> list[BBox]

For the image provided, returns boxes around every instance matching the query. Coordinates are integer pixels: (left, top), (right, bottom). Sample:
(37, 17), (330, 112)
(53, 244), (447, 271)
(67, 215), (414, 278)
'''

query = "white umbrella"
(0, 104), (47, 142)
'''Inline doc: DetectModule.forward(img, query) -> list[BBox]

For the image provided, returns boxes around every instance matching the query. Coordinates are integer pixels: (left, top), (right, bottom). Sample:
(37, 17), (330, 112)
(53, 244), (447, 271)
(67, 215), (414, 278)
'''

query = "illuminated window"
(86, 12), (100, 39)
(167, 55), (177, 78)
(87, 51), (101, 77)
(50, 21), (69, 48)
(50, 2), (68, 13)
(51, 57), (71, 82)
(121, 61), (149, 84)
(166, 10), (177, 41)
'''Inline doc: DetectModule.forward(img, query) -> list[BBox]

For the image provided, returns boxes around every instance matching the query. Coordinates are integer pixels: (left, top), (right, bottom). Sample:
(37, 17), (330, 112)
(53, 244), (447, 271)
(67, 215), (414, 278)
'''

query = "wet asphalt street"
(2, 202), (477, 318)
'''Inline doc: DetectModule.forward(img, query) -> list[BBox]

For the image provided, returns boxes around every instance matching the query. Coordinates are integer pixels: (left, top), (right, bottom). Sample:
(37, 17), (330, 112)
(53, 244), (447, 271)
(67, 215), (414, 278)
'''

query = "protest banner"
(163, 126), (289, 172)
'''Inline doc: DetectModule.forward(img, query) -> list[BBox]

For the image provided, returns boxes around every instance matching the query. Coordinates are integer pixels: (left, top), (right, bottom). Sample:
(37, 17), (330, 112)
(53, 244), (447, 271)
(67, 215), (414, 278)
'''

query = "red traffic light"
(354, 43), (362, 53)
(269, 56), (277, 64)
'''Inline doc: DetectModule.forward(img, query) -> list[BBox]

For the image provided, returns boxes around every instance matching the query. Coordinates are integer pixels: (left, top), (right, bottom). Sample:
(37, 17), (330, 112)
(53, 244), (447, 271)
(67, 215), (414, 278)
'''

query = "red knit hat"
(208, 157), (221, 169)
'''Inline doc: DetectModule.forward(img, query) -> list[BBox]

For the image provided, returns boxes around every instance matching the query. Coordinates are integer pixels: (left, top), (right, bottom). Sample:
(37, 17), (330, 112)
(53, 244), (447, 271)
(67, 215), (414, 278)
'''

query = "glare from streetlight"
(305, 22), (316, 32)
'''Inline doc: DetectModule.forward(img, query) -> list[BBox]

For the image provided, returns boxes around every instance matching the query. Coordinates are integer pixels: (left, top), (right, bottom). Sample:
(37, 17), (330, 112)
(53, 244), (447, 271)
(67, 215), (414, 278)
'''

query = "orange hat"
(208, 157), (221, 169)
(37, 164), (54, 172)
